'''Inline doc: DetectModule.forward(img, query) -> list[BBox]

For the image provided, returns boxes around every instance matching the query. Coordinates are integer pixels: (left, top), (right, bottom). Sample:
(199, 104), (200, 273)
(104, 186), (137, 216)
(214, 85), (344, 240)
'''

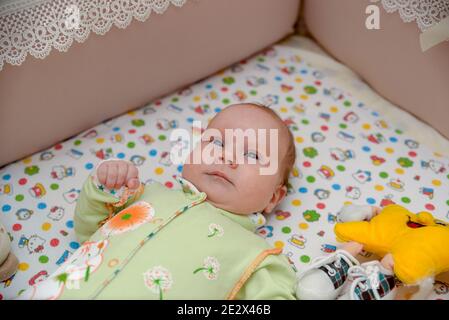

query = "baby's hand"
(96, 160), (140, 190)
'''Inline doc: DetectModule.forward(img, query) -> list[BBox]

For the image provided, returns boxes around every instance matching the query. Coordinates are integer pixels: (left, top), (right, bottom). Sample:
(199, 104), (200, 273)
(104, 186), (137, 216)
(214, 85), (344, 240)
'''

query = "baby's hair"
(233, 102), (297, 187)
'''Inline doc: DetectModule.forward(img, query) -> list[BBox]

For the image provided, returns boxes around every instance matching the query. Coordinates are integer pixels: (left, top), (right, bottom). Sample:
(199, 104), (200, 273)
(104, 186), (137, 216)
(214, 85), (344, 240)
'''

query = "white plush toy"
(0, 221), (19, 282)
(296, 205), (389, 300)
(336, 204), (379, 223)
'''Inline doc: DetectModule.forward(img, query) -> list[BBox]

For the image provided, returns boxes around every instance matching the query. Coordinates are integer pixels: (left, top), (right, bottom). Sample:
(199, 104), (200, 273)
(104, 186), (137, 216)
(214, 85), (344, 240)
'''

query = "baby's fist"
(96, 160), (140, 190)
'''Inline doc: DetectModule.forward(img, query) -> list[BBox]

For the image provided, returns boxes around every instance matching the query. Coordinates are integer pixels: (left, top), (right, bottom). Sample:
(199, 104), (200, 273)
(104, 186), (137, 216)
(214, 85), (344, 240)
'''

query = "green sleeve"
(73, 175), (141, 243)
(235, 254), (298, 300)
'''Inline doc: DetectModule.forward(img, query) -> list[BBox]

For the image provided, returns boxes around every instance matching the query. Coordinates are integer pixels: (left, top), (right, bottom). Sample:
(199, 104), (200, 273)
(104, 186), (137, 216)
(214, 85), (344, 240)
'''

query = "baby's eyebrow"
(244, 139), (259, 152)
(211, 127), (224, 136)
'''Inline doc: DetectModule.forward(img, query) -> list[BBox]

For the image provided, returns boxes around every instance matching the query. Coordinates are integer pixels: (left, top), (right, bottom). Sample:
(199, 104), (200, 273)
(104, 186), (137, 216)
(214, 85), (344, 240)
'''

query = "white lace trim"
(0, 0), (188, 71)
(377, 0), (449, 31)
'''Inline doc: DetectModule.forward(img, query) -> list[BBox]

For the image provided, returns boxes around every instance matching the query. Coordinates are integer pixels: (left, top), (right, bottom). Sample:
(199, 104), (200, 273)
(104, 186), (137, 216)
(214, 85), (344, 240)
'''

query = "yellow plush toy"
(335, 204), (449, 287)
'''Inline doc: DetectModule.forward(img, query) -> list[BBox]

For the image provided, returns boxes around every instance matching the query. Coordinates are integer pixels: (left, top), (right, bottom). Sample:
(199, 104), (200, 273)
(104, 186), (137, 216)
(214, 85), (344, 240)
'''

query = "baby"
(19, 103), (298, 300)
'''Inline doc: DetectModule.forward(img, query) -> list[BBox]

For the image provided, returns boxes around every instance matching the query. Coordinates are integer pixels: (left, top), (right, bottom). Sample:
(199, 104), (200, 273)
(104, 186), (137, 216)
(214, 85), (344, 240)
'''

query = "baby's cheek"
(241, 173), (274, 195)
(187, 147), (201, 164)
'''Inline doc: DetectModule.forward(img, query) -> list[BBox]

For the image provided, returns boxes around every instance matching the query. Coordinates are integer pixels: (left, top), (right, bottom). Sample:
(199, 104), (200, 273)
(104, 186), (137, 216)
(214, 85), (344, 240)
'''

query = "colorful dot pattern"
(1, 44), (449, 300)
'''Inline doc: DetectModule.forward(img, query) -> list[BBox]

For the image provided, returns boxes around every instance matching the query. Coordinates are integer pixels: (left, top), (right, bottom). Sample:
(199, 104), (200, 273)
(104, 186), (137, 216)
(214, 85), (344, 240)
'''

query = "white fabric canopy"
(374, 0), (449, 51)
(0, 0), (188, 71)
(377, 0), (449, 31)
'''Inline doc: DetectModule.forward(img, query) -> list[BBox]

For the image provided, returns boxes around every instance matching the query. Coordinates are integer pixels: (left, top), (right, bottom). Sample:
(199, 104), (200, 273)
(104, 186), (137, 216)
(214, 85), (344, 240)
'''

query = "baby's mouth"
(205, 171), (234, 185)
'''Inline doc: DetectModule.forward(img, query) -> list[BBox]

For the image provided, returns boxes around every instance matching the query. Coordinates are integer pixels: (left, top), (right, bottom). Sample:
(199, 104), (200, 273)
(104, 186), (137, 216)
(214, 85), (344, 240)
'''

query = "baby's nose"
(225, 158), (238, 169)
(220, 149), (238, 169)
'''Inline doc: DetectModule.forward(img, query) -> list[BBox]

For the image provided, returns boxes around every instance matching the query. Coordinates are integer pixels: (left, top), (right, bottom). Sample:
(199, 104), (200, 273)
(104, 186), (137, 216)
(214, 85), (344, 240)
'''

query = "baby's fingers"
(127, 178), (140, 190)
(115, 163), (128, 189)
(97, 162), (109, 185)
(105, 162), (118, 189)
(125, 165), (139, 190)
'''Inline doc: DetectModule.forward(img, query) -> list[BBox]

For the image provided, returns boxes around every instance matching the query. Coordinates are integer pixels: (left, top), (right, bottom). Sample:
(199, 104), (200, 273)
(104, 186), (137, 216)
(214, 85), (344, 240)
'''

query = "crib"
(1, 0), (449, 300)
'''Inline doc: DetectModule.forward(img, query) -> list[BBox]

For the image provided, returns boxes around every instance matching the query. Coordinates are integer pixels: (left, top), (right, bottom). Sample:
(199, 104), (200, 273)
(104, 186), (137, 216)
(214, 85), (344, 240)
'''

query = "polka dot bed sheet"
(1, 42), (449, 300)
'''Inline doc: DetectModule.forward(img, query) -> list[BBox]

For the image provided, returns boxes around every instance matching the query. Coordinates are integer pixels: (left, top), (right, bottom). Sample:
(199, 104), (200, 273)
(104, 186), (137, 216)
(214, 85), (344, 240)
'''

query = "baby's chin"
(195, 177), (260, 215)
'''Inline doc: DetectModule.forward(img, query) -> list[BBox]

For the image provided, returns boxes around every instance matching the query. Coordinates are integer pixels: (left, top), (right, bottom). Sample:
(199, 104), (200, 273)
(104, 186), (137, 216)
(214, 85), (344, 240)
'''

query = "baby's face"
(182, 104), (289, 215)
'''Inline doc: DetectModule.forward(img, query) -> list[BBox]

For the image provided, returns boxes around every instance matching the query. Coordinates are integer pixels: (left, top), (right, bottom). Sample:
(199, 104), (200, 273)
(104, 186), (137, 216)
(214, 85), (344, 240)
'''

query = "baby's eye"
(211, 137), (224, 148)
(245, 151), (259, 160)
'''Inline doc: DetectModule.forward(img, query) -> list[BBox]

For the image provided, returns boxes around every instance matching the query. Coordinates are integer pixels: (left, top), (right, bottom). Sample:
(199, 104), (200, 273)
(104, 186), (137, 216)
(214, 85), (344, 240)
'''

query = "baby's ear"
(263, 184), (287, 214)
